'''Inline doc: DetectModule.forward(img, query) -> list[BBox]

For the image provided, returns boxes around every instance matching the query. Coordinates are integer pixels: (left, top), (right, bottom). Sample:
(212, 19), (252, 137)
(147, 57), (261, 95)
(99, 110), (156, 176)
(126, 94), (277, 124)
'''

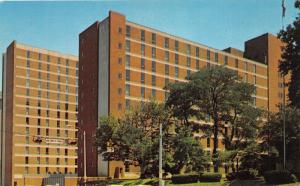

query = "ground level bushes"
(263, 170), (297, 184)
(198, 173), (222, 182)
(171, 173), (199, 184)
(226, 170), (258, 181)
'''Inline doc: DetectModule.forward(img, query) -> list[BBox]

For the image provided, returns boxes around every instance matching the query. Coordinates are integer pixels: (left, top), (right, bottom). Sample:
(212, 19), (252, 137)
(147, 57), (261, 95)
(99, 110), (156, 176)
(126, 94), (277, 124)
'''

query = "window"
(165, 64), (169, 75)
(186, 44), (191, 55)
(253, 64), (256, 73)
(224, 56), (228, 65)
(26, 117), (29, 125)
(26, 79), (30, 88)
(46, 148), (49, 155)
(164, 38), (169, 48)
(141, 44), (145, 56)
(126, 25), (131, 37)
(126, 70), (130, 81)
(175, 40), (179, 51)
(235, 59), (238, 68)
(175, 67), (179, 78)
(46, 128), (49, 136)
(152, 33), (156, 44)
(118, 27), (122, 34)
(152, 47), (156, 58)
(25, 157), (29, 164)
(196, 47), (200, 57)
(207, 138), (210, 147)
(206, 50), (210, 60)
(141, 73), (145, 84)
(187, 57), (191, 67)
(126, 99), (130, 109)
(152, 75), (156, 86)
(175, 54), (179, 64)
(141, 30), (145, 41)
(165, 78), (170, 87)
(215, 53), (218, 62)
(118, 73), (122, 79)
(38, 53), (42, 60)
(118, 57), (122, 64)
(126, 85), (130, 96)
(126, 40), (130, 52)
(196, 60), (200, 70)
(244, 62), (248, 71)
(207, 63), (210, 69)
(26, 60), (30, 68)
(118, 88), (122, 95)
(118, 43), (122, 49)
(141, 58), (145, 70)
(253, 76), (256, 84)
(47, 55), (50, 62)
(152, 89), (156, 97)
(26, 51), (30, 58)
(118, 103), (122, 110)
(141, 87), (145, 98)
(126, 55), (130, 67)
(151, 61), (156, 72)
(165, 51), (169, 62)
(187, 70), (191, 77)
(37, 128), (41, 135)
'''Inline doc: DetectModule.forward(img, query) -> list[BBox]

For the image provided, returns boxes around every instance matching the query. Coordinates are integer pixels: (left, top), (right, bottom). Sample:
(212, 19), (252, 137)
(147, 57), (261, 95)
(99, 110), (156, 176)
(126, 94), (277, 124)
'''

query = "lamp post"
(159, 122), (164, 186)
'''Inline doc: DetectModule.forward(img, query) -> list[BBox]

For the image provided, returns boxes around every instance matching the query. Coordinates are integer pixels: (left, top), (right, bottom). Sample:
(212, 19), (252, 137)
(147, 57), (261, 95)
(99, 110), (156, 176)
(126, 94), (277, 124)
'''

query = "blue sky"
(0, 0), (298, 89)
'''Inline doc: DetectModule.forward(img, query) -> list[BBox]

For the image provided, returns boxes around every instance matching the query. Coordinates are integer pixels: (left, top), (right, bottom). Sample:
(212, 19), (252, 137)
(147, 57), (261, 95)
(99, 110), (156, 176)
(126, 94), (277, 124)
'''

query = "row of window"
(24, 166), (76, 175)
(125, 40), (258, 73)
(26, 50), (78, 68)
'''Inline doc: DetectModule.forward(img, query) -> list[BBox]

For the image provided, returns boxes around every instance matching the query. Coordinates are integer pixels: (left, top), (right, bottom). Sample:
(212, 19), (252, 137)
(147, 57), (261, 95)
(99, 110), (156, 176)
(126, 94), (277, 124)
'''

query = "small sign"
(45, 138), (64, 144)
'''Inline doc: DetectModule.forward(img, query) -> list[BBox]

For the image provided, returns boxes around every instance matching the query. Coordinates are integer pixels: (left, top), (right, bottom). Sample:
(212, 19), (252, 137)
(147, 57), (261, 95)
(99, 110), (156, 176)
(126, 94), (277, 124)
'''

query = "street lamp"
(159, 122), (164, 186)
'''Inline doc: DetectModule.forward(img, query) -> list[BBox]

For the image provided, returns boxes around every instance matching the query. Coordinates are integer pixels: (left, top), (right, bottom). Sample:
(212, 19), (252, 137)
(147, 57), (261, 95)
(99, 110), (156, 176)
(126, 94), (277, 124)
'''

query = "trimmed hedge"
(263, 170), (297, 184)
(171, 173), (199, 184)
(199, 173), (222, 182)
(226, 170), (257, 181)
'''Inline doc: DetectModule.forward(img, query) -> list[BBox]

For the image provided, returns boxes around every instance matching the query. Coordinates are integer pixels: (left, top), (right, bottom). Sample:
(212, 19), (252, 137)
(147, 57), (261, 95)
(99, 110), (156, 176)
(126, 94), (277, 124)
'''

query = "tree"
(259, 107), (300, 178)
(278, 1), (300, 108)
(95, 101), (207, 178)
(166, 66), (261, 172)
(164, 125), (208, 174)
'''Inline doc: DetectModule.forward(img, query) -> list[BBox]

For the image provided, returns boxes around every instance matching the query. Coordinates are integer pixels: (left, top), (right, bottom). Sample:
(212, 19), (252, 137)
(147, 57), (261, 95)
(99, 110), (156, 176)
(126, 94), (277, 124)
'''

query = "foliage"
(164, 125), (208, 174)
(263, 170), (297, 184)
(278, 2), (300, 108)
(171, 173), (199, 184)
(95, 101), (207, 178)
(259, 107), (300, 178)
(239, 143), (264, 172)
(166, 66), (262, 172)
(198, 173), (222, 182)
(226, 170), (257, 181)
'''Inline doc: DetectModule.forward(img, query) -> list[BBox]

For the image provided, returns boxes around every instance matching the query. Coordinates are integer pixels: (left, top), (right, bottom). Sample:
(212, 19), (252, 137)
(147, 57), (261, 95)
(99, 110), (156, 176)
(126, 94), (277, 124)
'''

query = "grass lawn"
(107, 178), (300, 186)
(108, 178), (227, 186)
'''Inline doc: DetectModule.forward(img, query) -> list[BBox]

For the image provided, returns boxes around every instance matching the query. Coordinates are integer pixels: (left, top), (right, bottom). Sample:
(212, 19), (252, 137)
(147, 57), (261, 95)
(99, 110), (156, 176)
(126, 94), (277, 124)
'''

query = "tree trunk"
(140, 162), (147, 179)
(231, 159), (236, 172)
(213, 120), (219, 173)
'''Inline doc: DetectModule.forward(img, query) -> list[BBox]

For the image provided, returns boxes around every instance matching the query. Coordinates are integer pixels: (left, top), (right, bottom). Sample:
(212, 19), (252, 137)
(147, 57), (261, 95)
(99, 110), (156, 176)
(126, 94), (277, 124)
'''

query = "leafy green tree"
(259, 107), (300, 178)
(164, 125), (208, 174)
(166, 66), (261, 172)
(278, 1), (300, 108)
(95, 101), (207, 178)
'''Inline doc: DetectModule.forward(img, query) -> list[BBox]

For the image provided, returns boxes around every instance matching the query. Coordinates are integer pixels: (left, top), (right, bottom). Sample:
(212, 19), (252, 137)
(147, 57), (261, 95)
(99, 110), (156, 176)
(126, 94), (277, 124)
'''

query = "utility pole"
(159, 122), (164, 186)
(283, 77), (286, 170)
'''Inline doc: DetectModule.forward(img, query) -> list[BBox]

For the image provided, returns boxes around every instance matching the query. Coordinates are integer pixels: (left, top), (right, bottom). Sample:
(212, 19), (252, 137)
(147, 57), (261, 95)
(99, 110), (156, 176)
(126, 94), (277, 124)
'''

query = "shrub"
(263, 170), (297, 184)
(199, 172), (222, 182)
(171, 173), (198, 184)
(226, 170), (257, 181)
